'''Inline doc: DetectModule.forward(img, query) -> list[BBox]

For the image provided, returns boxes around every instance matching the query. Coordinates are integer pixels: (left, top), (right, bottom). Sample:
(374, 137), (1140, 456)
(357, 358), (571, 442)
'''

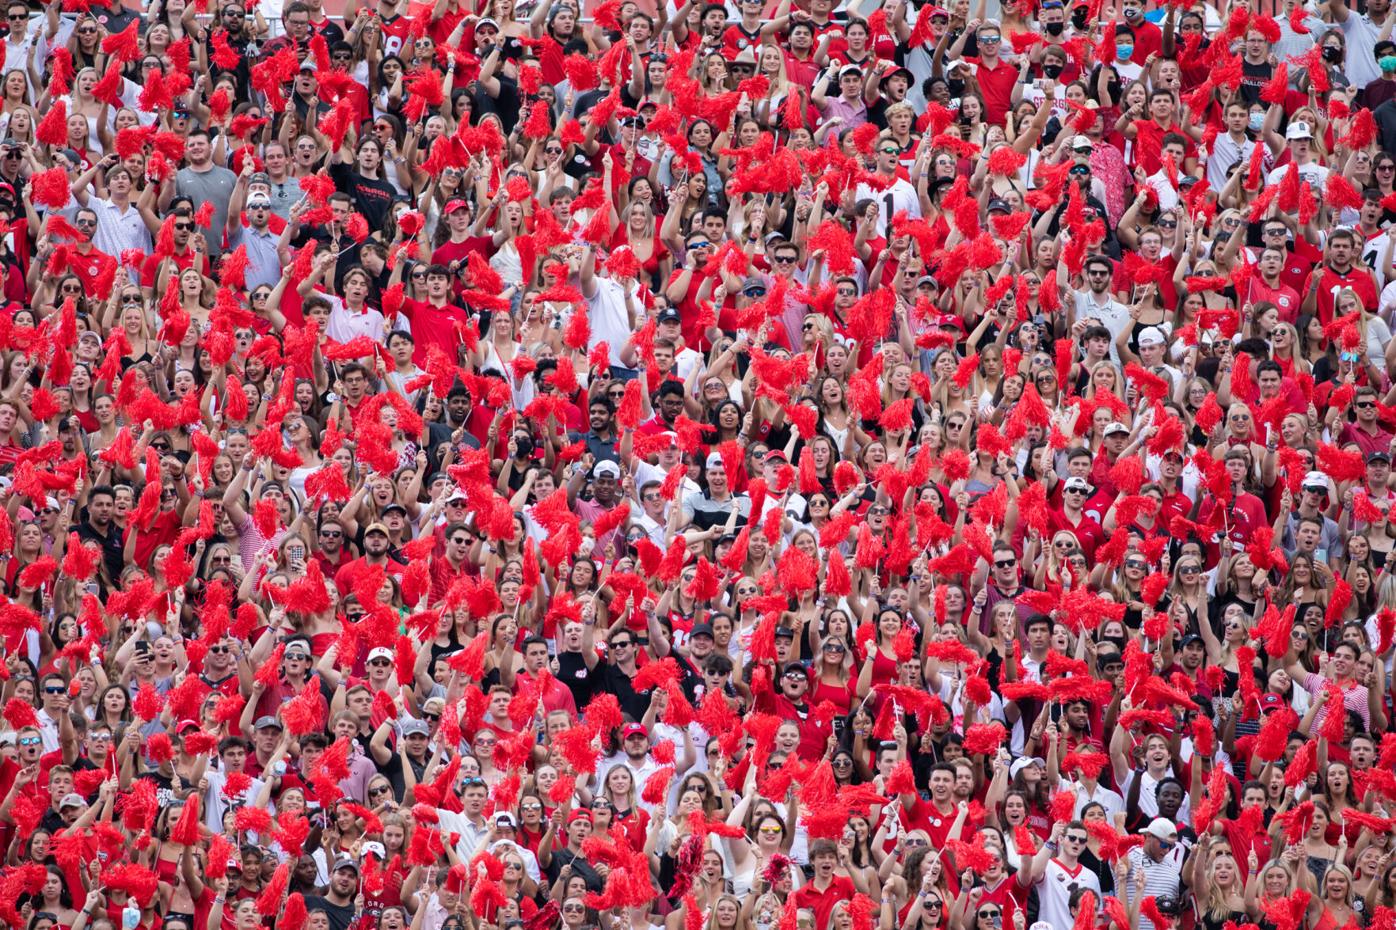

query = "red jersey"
(1315, 263), (1379, 325)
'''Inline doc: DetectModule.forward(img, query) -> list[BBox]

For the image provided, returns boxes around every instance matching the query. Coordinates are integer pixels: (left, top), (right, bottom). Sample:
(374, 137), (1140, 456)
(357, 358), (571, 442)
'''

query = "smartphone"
(287, 544), (305, 561)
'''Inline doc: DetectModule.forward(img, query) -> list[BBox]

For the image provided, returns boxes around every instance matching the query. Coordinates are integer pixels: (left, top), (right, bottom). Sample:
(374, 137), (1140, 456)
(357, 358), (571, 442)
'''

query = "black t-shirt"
(1238, 59), (1273, 107)
(303, 896), (356, 930)
(556, 651), (597, 709)
(329, 162), (398, 232)
(379, 750), (428, 802)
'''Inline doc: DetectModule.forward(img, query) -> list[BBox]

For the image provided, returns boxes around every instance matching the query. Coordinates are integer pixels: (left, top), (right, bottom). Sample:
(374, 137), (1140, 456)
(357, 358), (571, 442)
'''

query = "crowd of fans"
(0, 0), (1396, 928)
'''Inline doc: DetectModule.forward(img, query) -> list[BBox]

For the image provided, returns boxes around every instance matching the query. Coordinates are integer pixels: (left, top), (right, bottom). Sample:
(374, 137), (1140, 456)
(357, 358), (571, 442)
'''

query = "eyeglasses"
(979, 34), (1000, 42)
(368, 659), (392, 667)
(995, 558), (1017, 568)
(775, 255), (797, 264)
(18, 736), (40, 746)
(979, 911), (1001, 919)
(758, 825), (784, 834)
(836, 287), (857, 296)
(610, 640), (633, 649)
(462, 777), (486, 787)
(1356, 401), (1376, 409)
(563, 905), (586, 913)
(880, 148), (900, 155)
(422, 712), (440, 722)
(321, 529), (342, 538)
(44, 686), (64, 694)
(74, 218), (97, 228)
(88, 733), (112, 742)
(208, 645), (230, 654)
(174, 222), (194, 232)
(1158, 220), (1177, 229)
(1063, 487), (1086, 495)
(1064, 834), (1087, 844)
(369, 785), (390, 796)
(1087, 270), (1110, 277)
(831, 757), (852, 766)
(924, 899), (941, 909)
(1125, 560), (1147, 570)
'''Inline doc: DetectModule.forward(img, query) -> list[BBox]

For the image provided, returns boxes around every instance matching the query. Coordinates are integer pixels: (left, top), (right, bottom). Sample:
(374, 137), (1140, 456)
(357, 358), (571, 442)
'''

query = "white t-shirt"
(1035, 858), (1101, 930)
(584, 275), (638, 364)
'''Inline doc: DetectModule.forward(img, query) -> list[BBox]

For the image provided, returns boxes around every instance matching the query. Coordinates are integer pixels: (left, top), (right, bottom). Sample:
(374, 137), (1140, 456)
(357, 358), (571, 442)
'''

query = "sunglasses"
(18, 736), (40, 746)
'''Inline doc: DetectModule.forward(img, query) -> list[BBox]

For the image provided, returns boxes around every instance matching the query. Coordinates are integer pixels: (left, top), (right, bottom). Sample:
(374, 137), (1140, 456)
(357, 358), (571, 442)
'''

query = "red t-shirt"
(1131, 120), (1194, 175)
(140, 247), (197, 289)
(790, 876), (856, 930)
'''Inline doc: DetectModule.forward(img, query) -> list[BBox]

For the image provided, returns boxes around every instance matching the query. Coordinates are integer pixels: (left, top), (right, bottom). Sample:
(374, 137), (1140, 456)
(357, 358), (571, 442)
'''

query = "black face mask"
(1043, 63), (1064, 78)
(947, 78), (966, 97)
(1323, 46), (1342, 62)
(1104, 635), (1127, 653)
(514, 435), (534, 457)
(1045, 20), (1064, 35)
(1072, 8), (1089, 28)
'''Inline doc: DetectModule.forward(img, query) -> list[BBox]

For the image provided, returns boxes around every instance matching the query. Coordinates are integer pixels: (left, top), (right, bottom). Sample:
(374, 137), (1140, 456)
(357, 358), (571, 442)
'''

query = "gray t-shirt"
(175, 165), (237, 257)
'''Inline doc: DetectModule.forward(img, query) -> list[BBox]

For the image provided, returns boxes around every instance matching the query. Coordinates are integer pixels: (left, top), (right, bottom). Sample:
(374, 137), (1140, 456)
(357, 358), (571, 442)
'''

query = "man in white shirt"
(2, 2), (36, 75)
(434, 776), (491, 862)
(855, 140), (920, 236)
(72, 156), (151, 261)
(1028, 821), (1102, 930)
(1074, 255), (1132, 362)
(1265, 121), (1330, 189)
(1123, 819), (1188, 930)
(1206, 101), (1259, 190)
(577, 244), (640, 374)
